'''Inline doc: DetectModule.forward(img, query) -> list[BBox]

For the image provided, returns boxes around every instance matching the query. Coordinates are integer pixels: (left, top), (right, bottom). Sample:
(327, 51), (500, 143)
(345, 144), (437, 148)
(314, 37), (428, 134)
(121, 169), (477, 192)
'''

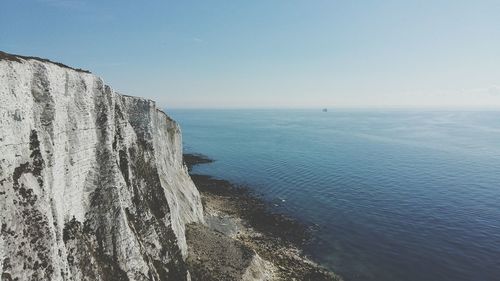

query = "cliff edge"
(0, 52), (204, 280)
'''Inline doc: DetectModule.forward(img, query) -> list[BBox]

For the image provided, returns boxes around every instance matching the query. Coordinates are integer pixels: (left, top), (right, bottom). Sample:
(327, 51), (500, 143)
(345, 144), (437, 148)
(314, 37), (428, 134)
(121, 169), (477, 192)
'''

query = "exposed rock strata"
(0, 53), (204, 280)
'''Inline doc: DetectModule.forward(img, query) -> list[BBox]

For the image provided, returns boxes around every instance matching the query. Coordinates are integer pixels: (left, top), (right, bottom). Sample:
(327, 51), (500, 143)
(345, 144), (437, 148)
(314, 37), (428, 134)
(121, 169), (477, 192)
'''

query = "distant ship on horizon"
(322, 108), (328, 112)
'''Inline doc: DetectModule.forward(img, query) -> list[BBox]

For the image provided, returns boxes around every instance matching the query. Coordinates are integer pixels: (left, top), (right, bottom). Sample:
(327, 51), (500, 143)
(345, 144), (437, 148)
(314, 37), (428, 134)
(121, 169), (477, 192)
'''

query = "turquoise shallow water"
(169, 109), (500, 281)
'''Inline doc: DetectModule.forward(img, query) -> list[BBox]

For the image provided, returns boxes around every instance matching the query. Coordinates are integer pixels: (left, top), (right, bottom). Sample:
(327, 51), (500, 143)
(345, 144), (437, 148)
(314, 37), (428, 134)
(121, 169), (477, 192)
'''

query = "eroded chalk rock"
(185, 223), (274, 281)
(0, 52), (204, 280)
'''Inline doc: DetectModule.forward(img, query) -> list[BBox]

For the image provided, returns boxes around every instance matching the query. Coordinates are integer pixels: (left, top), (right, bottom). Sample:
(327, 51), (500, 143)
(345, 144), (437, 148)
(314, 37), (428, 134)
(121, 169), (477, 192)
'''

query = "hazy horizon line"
(166, 105), (500, 111)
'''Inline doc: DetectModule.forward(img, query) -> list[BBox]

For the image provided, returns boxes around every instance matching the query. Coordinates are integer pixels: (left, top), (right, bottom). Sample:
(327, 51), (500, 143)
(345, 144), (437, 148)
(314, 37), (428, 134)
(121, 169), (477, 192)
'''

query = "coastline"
(184, 153), (341, 281)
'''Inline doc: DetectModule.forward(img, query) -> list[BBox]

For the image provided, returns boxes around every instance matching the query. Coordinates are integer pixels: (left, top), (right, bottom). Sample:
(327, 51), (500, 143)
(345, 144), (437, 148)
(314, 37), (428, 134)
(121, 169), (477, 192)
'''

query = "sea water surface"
(169, 109), (500, 281)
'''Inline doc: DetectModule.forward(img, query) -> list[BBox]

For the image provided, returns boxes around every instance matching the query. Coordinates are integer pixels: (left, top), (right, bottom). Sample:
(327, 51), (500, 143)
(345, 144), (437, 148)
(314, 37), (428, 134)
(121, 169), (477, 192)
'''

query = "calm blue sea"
(169, 109), (500, 281)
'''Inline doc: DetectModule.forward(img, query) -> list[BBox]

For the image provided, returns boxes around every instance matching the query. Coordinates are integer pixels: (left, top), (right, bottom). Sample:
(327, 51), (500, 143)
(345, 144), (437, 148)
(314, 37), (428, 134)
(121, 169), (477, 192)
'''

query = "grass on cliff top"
(0, 51), (91, 73)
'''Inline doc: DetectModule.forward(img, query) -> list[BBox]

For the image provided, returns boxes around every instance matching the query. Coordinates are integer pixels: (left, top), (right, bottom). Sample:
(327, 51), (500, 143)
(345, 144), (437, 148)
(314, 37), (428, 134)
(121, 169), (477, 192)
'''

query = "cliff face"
(0, 53), (204, 280)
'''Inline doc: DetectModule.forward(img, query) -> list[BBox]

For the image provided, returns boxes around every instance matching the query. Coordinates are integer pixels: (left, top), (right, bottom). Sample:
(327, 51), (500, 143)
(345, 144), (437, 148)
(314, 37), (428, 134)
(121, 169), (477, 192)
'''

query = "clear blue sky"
(2, 0), (500, 108)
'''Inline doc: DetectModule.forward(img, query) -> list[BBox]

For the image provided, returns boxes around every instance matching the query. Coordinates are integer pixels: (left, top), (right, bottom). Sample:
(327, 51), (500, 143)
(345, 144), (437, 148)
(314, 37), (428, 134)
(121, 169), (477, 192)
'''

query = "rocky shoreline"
(183, 153), (341, 281)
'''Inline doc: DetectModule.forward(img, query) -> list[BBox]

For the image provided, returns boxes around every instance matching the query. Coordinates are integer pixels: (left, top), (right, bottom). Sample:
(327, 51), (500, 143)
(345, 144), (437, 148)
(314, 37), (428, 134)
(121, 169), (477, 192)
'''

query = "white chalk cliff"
(0, 52), (204, 280)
